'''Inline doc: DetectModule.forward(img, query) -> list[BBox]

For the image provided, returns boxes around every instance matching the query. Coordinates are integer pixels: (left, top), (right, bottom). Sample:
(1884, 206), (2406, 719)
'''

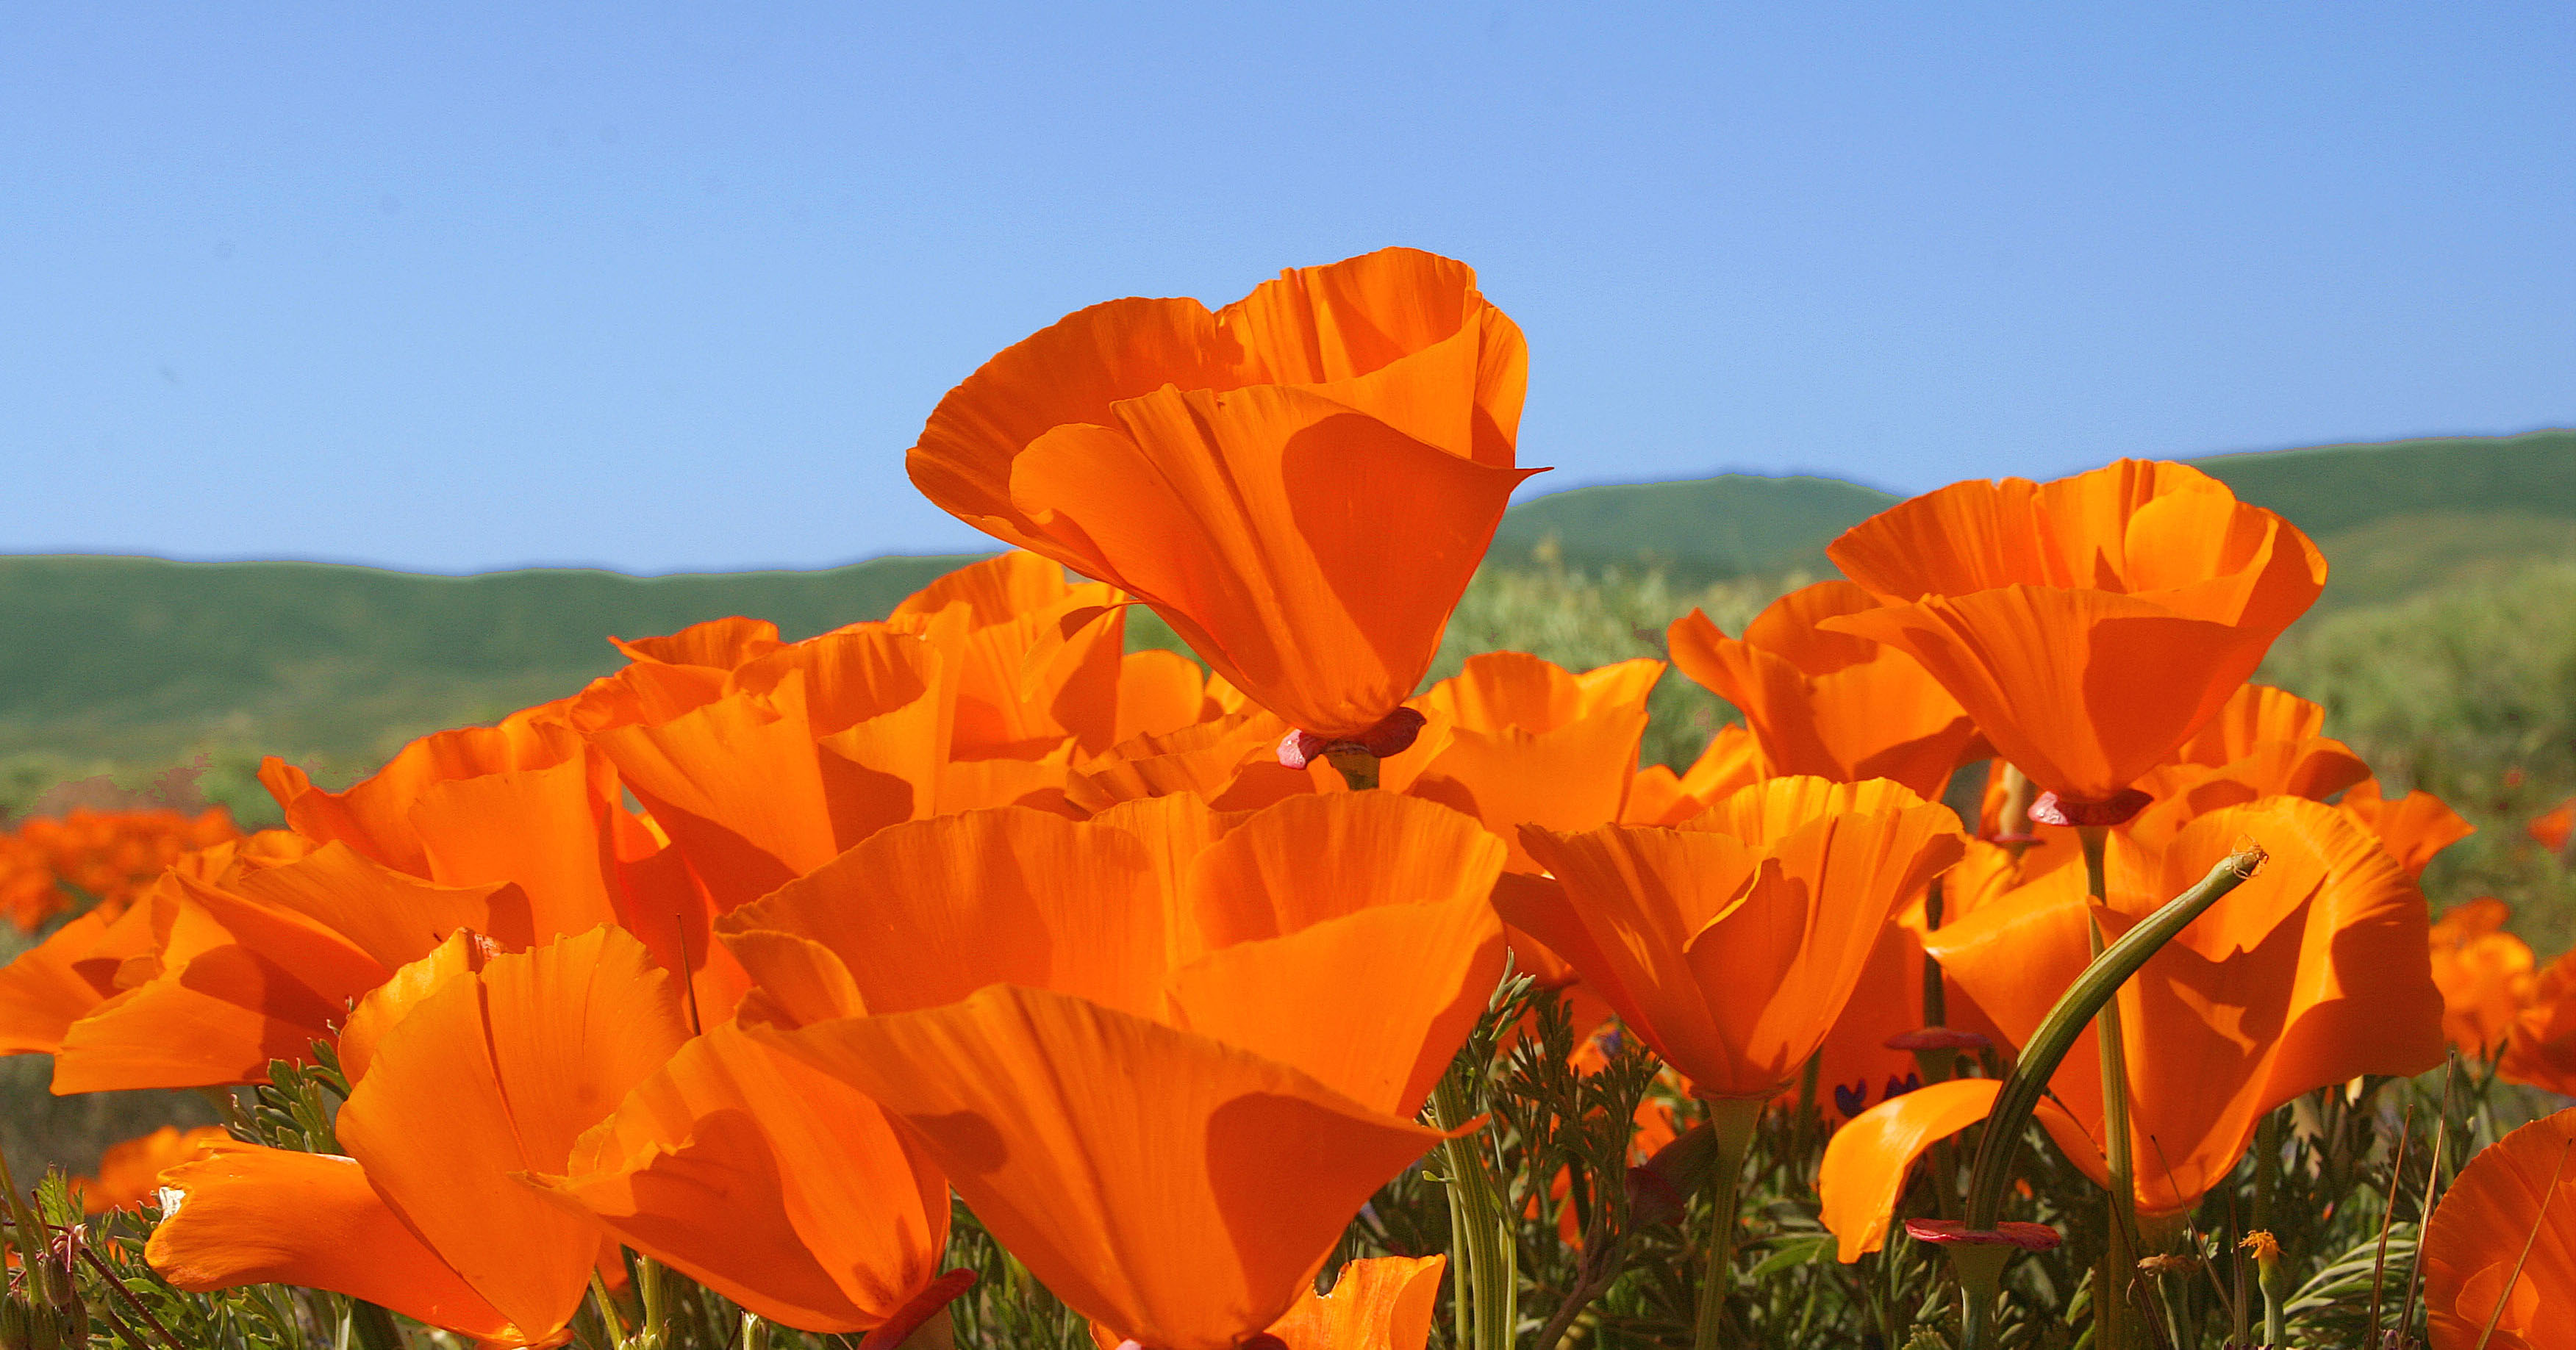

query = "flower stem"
(1961, 847), (2265, 1229)
(1690, 1097), (1763, 1350)
(2080, 825), (2143, 1350)
(1431, 1074), (1514, 1350)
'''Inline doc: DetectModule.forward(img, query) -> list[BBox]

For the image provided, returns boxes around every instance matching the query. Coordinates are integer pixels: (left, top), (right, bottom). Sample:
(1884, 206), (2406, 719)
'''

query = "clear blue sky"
(4, 3), (2569, 574)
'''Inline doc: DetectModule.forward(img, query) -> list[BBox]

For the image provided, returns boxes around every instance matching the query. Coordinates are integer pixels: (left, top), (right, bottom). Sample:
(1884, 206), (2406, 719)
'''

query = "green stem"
(1952, 1243), (2011, 1350)
(1325, 744), (1381, 791)
(347, 1300), (407, 1350)
(1690, 1097), (1763, 1350)
(1431, 1074), (1514, 1350)
(639, 1254), (669, 1349)
(1961, 847), (2265, 1229)
(0, 1145), (57, 1318)
(2083, 839), (2142, 1349)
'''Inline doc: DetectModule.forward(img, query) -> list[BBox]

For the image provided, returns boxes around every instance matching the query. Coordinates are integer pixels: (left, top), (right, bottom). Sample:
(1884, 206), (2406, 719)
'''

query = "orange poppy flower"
(2498, 949), (2576, 1096)
(2422, 1106), (2576, 1350)
(260, 717), (621, 941)
(1498, 777), (1967, 1101)
(718, 793), (1503, 1349)
(588, 555), (1208, 915)
(1922, 797), (2441, 1216)
(1822, 460), (2326, 816)
(1814, 1077), (2100, 1263)
(149, 927), (692, 1347)
(1667, 581), (1977, 798)
(71, 1125), (230, 1215)
(1063, 711), (1311, 817)
(529, 1020), (952, 1335)
(1405, 653), (1664, 869)
(588, 623), (962, 910)
(2430, 899), (2536, 1060)
(2326, 779), (2472, 883)
(1090, 1254), (1448, 1350)
(0, 806), (243, 931)
(612, 614), (787, 669)
(2532, 794), (2575, 854)
(30, 838), (526, 1094)
(2121, 684), (2370, 830)
(1624, 723), (1770, 827)
(888, 550), (1139, 759)
(907, 247), (1538, 743)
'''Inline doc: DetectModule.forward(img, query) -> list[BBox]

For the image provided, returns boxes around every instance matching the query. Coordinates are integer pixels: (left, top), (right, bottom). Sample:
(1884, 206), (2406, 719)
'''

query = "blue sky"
(4, 3), (2569, 574)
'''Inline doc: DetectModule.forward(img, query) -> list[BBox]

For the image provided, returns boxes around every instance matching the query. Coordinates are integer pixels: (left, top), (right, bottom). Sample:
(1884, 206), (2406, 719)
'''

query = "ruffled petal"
(147, 1144), (527, 1345)
(767, 985), (1446, 1350)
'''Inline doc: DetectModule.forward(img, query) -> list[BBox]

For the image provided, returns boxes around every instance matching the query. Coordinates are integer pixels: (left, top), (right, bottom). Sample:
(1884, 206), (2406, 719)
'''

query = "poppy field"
(6, 247), (2576, 1350)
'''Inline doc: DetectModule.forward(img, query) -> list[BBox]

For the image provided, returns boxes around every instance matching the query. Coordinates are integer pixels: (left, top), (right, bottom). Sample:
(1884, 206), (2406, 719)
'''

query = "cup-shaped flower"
(1, 805), (242, 931)
(527, 1020), (953, 1335)
(2422, 1106), (2576, 1350)
(2339, 778), (2476, 882)
(1667, 581), (1977, 798)
(260, 717), (623, 941)
(2535, 796), (2576, 854)
(2120, 683), (2370, 834)
(2430, 899), (2536, 1060)
(1406, 652), (1664, 869)
(71, 1126), (229, 1215)
(2499, 949), (2576, 1095)
(147, 927), (692, 1347)
(1498, 777), (1966, 1100)
(1625, 723), (1769, 827)
(1923, 797), (2441, 1216)
(715, 793), (1506, 1350)
(1820, 460), (2325, 812)
(907, 248), (1539, 741)
(7, 836), (527, 1094)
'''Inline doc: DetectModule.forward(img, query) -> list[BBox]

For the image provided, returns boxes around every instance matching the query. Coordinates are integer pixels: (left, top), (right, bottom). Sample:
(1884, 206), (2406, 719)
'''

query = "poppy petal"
(540, 1022), (946, 1332)
(336, 928), (690, 1338)
(1261, 1254), (1449, 1350)
(1817, 1078), (2000, 1260)
(768, 985), (1446, 1350)
(718, 808), (1166, 1022)
(146, 1143), (524, 1345)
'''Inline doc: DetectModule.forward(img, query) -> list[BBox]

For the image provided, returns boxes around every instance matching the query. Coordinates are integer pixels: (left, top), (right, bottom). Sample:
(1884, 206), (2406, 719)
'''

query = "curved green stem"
(1690, 1097), (1763, 1350)
(1962, 847), (2265, 1229)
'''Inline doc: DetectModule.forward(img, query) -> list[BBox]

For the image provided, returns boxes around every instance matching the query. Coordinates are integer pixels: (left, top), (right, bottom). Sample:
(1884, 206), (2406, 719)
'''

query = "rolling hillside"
(1, 428), (2566, 786)
(1486, 473), (1899, 580)
(0, 553), (976, 774)
(1492, 428), (2575, 597)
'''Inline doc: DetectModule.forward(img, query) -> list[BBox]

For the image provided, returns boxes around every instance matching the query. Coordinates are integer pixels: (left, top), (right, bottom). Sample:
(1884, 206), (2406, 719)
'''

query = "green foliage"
(1431, 547), (1786, 771)
(2261, 553), (2576, 949)
(2197, 428), (2575, 542)
(0, 553), (980, 775)
(1487, 473), (1897, 582)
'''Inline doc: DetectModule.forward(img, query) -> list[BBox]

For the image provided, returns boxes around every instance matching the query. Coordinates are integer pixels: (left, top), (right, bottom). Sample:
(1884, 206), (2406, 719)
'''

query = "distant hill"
(1, 428), (2566, 778)
(2194, 428), (2574, 536)
(0, 553), (975, 772)
(1492, 429), (2575, 600)
(1487, 473), (1899, 581)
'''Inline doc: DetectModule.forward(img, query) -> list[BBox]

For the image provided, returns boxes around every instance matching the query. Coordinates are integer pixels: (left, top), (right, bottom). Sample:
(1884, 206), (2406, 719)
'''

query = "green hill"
(2194, 428), (2575, 536)
(1487, 473), (1900, 580)
(0, 553), (976, 776)
(1, 428), (2566, 788)
(1492, 428), (2575, 603)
